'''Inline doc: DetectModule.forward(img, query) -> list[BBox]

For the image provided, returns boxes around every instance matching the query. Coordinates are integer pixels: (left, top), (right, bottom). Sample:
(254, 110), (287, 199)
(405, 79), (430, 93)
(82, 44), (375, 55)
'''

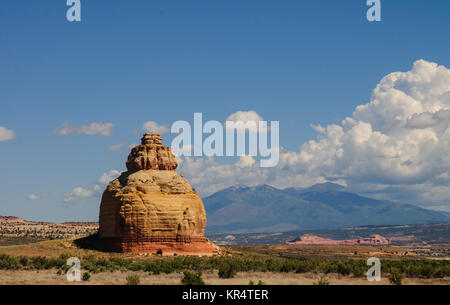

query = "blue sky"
(1, 1), (450, 222)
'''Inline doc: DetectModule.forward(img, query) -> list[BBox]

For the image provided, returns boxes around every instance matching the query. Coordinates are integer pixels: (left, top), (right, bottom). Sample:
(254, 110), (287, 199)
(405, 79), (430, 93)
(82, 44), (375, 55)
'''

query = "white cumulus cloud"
(64, 187), (94, 202)
(225, 110), (267, 133)
(0, 126), (16, 142)
(27, 193), (48, 201)
(98, 170), (121, 184)
(236, 155), (256, 167)
(172, 144), (194, 157)
(179, 60), (450, 208)
(108, 142), (129, 151)
(406, 109), (450, 129)
(56, 122), (114, 136)
(142, 121), (169, 134)
(226, 110), (263, 123)
(64, 170), (121, 202)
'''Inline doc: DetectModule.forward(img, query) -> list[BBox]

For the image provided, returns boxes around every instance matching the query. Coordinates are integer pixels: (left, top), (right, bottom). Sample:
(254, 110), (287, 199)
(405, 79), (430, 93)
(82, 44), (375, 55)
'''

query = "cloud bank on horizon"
(179, 60), (450, 209)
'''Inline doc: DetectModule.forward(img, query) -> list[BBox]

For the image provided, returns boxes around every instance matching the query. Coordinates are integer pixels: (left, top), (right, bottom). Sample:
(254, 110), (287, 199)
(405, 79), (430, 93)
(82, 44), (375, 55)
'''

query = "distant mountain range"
(203, 183), (450, 234)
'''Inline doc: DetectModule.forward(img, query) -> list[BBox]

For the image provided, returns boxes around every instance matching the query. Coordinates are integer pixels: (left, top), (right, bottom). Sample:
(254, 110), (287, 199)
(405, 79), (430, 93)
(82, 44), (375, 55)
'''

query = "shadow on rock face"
(73, 233), (106, 251)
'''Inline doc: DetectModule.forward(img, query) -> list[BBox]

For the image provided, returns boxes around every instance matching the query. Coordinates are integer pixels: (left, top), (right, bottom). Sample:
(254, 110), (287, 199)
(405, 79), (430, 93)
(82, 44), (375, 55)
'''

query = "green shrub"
(313, 276), (330, 285)
(126, 274), (141, 285)
(420, 264), (434, 278)
(181, 271), (205, 285)
(336, 262), (352, 275)
(82, 272), (91, 281)
(248, 279), (265, 285)
(31, 256), (49, 269)
(1, 251), (449, 281)
(218, 262), (237, 279)
(0, 254), (20, 270)
(389, 271), (403, 285)
(352, 266), (365, 277)
(19, 256), (30, 267)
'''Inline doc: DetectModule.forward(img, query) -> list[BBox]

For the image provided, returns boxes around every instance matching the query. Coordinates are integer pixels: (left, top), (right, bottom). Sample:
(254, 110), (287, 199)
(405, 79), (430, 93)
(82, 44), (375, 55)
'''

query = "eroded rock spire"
(126, 133), (178, 171)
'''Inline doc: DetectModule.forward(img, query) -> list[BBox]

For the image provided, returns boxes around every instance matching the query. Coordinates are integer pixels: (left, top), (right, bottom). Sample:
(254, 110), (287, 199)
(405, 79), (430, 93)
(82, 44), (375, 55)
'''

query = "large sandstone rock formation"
(98, 133), (219, 255)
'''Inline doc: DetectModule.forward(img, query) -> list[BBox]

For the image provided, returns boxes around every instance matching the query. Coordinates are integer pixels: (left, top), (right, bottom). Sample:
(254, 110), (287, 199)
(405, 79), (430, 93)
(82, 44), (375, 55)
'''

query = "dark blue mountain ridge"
(203, 183), (450, 234)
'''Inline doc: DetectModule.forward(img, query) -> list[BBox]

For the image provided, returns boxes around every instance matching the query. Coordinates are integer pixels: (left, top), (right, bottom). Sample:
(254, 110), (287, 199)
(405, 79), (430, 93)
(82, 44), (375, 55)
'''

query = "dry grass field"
(0, 269), (448, 285)
(230, 244), (423, 260)
(0, 239), (142, 260)
(0, 239), (449, 285)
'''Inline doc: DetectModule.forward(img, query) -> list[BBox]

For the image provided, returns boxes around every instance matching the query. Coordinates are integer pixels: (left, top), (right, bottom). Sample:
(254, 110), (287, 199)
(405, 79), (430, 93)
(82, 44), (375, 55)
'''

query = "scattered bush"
(389, 271), (403, 285)
(19, 256), (30, 267)
(82, 272), (91, 281)
(313, 276), (330, 285)
(126, 274), (141, 285)
(0, 252), (449, 281)
(0, 254), (20, 270)
(218, 262), (237, 279)
(249, 280), (266, 285)
(181, 271), (204, 285)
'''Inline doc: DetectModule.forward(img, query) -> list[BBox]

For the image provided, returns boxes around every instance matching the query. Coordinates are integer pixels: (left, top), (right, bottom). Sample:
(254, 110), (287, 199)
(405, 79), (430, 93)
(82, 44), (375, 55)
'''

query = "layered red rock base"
(96, 237), (219, 255)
